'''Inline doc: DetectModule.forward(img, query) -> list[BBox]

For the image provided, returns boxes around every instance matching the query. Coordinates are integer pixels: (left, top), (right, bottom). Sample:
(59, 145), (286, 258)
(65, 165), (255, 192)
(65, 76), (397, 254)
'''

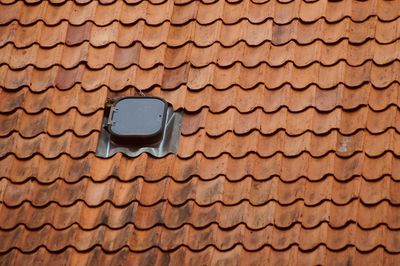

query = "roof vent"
(108, 97), (168, 145)
(96, 96), (182, 158)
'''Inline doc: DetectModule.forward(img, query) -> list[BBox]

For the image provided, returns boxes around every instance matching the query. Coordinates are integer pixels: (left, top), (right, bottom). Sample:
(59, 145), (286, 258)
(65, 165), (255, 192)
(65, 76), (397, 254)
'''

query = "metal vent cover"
(108, 97), (168, 144)
(96, 96), (182, 158)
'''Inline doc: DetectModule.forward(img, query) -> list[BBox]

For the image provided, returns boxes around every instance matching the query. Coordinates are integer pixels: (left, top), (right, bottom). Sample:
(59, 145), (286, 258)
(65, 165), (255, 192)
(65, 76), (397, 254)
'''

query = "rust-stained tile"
(65, 22), (93, 47)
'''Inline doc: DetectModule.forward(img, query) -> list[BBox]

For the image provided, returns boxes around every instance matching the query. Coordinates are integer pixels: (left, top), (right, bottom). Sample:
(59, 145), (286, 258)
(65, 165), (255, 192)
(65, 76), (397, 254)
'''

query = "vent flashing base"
(96, 97), (182, 158)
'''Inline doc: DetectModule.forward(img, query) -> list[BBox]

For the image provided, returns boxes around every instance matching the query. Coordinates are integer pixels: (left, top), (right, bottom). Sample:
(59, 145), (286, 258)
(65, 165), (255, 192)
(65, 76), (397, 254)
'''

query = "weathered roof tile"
(1, 0), (400, 263)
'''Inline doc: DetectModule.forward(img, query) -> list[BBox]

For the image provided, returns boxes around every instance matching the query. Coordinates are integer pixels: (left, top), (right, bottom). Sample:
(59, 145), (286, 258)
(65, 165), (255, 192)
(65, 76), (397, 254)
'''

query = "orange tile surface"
(0, 0), (400, 264)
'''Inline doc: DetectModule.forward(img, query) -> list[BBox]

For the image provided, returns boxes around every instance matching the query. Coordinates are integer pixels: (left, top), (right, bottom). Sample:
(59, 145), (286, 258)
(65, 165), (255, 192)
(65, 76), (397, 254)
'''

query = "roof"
(0, 0), (400, 264)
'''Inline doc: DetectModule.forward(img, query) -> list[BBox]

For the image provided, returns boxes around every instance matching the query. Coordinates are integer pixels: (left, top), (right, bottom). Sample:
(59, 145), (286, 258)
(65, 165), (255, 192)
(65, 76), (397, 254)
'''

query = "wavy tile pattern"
(1, 152), (399, 183)
(1, 0), (399, 26)
(1, 61), (400, 91)
(2, 83), (398, 113)
(1, 41), (399, 70)
(0, 0), (400, 264)
(1, 18), (400, 49)
(2, 175), (400, 207)
(1, 129), (400, 158)
(1, 200), (400, 230)
(1, 223), (399, 252)
(182, 106), (400, 136)
(1, 246), (399, 266)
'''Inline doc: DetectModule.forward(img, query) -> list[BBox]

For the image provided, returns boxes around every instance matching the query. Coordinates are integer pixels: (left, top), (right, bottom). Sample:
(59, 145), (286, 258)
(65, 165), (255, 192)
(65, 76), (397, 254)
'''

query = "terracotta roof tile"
(1, 200), (400, 231)
(2, 175), (400, 208)
(181, 106), (400, 136)
(2, 40), (399, 70)
(1, 0), (399, 26)
(3, 129), (398, 159)
(2, 61), (400, 91)
(2, 18), (400, 49)
(1, 246), (399, 266)
(178, 129), (400, 158)
(0, 85), (107, 113)
(1, 153), (399, 183)
(1, 223), (400, 252)
(0, 131), (99, 158)
(1, 0), (400, 263)
(2, 83), (398, 114)
(0, 109), (103, 137)
(7, 126), (400, 159)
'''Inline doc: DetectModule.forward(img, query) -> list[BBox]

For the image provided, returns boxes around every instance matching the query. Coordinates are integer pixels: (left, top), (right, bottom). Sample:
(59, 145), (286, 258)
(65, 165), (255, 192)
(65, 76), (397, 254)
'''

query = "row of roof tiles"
(1, 223), (399, 252)
(182, 106), (400, 136)
(0, 0), (329, 4)
(2, 18), (399, 49)
(0, 0), (395, 6)
(0, 109), (102, 137)
(1, 152), (399, 183)
(1, 0), (398, 26)
(1, 175), (399, 207)
(0, 200), (399, 230)
(1, 106), (399, 138)
(2, 84), (398, 113)
(2, 40), (400, 70)
(1, 246), (398, 266)
(2, 129), (400, 158)
(1, 62), (399, 91)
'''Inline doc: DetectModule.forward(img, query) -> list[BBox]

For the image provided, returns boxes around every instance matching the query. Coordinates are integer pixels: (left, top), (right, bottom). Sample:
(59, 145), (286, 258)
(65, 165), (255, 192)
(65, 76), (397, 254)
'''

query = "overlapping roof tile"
(2, 40), (400, 70)
(1, 223), (400, 252)
(1, 246), (399, 266)
(1, 61), (399, 91)
(1, 176), (400, 208)
(1, 0), (399, 25)
(2, 18), (399, 49)
(1, 0), (400, 264)
(1, 152), (399, 183)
